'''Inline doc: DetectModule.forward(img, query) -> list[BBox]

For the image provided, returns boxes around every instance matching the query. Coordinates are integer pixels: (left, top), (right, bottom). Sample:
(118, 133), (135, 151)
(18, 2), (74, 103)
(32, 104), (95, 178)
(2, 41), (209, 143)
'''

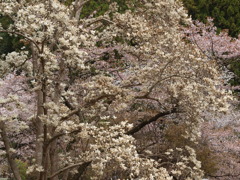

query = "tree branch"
(126, 108), (177, 135)
(86, 18), (125, 30)
(0, 30), (41, 52)
(72, 0), (91, 21)
(47, 161), (91, 179)
(59, 108), (80, 122)
(190, 30), (212, 60)
(71, 161), (92, 180)
(208, 173), (240, 178)
(46, 129), (82, 148)
(62, 95), (75, 110)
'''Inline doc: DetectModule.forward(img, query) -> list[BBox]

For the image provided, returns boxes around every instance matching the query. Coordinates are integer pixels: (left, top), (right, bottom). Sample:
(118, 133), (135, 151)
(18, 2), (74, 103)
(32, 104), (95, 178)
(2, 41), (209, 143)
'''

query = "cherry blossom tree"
(184, 18), (240, 61)
(0, 0), (233, 180)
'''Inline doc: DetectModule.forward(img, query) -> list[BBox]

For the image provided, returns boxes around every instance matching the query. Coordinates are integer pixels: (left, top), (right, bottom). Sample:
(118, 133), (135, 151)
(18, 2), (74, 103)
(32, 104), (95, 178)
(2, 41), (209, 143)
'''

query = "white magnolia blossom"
(0, 0), (233, 180)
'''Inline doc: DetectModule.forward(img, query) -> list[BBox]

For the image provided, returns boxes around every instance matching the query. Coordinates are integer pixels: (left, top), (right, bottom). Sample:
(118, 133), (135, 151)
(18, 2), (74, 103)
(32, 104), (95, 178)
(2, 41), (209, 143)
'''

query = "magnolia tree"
(0, 0), (233, 180)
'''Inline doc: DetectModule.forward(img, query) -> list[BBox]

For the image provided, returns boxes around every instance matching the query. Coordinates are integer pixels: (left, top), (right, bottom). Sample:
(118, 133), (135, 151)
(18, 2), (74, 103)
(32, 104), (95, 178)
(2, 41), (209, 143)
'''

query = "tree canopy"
(0, 0), (232, 180)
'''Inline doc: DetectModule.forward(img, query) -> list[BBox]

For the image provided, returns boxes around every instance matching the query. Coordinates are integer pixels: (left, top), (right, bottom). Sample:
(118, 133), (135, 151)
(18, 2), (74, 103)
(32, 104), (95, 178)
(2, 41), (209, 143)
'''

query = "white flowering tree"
(0, 0), (232, 180)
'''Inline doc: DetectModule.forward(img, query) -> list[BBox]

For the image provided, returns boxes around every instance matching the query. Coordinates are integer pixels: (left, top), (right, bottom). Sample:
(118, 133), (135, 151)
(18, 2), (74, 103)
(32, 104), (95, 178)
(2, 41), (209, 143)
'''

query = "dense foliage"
(0, 0), (234, 180)
(182, 0), (240, 37)
(0, 0), (136, 55)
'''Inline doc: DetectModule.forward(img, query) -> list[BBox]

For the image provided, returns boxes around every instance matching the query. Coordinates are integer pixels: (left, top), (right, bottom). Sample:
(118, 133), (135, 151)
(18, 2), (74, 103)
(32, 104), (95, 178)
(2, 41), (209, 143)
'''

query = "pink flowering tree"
(0, 0), (233, 180)
(183, 18), (240, 90)
(184, 18), (240, 60)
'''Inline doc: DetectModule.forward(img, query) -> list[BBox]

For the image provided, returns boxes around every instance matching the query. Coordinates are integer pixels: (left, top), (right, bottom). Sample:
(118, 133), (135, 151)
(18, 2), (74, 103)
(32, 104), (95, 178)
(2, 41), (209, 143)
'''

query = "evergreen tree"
(182, 0), (240, 37)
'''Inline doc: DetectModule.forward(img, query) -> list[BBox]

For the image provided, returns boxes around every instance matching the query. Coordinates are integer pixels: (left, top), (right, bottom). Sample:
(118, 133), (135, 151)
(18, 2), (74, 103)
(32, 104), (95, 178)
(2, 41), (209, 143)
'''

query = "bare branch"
(47, 161), (91, 179)
(46, 129), (82, 148)
(62, 95), (75, 110)
(85, 94), (115, 107)
(126, 108), (177, 135)
(59, 108), (80, 122)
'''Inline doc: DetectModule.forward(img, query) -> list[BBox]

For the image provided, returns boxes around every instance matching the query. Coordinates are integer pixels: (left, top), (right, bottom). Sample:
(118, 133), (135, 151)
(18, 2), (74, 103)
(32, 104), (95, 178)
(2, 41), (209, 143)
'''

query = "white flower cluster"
(165, 146), (204, 179)
(26, 164), (44, 174)
(75, 122), (172, 180)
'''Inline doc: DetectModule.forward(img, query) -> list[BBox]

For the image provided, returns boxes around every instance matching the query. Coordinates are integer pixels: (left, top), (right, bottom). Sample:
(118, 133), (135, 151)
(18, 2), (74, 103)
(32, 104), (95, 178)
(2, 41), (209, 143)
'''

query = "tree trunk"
(0, 122), (22, 180)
